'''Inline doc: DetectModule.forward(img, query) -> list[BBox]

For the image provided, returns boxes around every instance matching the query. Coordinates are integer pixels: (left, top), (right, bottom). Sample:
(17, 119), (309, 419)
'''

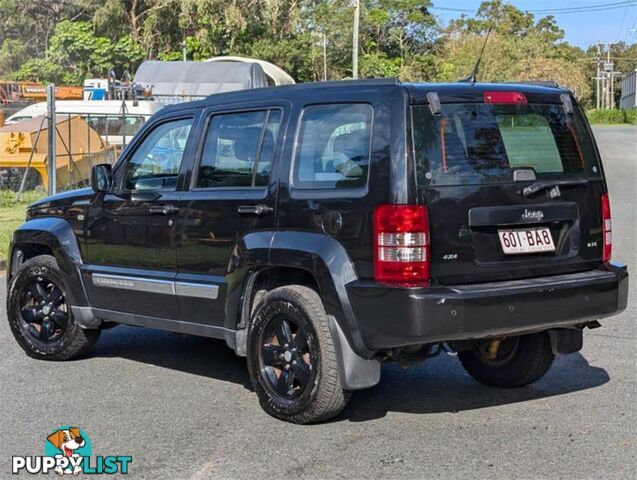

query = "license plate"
(498, 227), (555, 255)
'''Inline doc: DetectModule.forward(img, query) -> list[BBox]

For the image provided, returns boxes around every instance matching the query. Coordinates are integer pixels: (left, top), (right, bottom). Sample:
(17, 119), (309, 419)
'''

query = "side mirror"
(91, 164), (113, 193)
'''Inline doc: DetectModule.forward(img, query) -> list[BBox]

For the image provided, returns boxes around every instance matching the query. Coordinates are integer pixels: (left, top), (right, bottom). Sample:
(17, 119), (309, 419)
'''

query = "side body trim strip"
(175, 281), (219, 300)
(91, 273), (219, 300)
(92, 273), (175, 294)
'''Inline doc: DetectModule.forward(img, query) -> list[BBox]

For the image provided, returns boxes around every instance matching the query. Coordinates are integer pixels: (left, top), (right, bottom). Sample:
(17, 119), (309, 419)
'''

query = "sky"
(430, 1), (637, 49)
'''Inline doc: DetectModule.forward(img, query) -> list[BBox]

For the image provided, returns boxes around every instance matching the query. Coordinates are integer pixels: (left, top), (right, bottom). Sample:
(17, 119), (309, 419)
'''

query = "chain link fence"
(0, 100), (151, 195)
(0, 84), (210, 265)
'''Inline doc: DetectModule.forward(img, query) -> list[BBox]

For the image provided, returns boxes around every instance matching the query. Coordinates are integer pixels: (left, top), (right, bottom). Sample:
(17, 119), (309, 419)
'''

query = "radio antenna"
(459, 25), (493, 84)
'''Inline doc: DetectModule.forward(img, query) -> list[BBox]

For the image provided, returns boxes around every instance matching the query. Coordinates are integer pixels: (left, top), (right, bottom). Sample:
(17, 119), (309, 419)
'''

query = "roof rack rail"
(511, 80), (560, 88)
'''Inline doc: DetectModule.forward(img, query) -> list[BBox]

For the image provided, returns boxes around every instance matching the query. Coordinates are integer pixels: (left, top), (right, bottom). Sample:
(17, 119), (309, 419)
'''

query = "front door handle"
(149, 204), (180, 215)
(238, 204), (274, 216)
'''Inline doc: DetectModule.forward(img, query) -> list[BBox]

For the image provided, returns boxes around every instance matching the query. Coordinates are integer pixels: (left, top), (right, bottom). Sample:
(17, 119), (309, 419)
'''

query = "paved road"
(1, 127), (635, 479)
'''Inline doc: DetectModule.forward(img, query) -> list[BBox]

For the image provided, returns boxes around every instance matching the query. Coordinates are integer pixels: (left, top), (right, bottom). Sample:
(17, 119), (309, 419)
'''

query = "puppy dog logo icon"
(45, 427), (92, 475)
(12, 426), (131, 475)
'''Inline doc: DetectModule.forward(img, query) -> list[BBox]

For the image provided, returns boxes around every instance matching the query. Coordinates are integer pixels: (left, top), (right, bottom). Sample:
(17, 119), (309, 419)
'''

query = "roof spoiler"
(511, 80), (560, 88)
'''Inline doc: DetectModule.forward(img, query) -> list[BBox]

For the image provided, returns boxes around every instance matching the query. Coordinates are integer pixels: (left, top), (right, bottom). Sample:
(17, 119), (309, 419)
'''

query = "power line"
(532, 5), (636, 14)
(431, 1), (637, 16)
(530, 0), (637, 13)
(626, 9), (637, 40)
(616, 2), (630, 42)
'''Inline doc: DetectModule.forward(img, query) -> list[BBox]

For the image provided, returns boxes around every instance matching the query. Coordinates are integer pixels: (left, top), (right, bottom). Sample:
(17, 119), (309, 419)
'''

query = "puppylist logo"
(12, 427), (132, 475)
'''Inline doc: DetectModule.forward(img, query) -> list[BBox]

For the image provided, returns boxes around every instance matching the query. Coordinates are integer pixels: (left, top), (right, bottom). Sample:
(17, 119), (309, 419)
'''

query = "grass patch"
(624, 107), (637, 125)
(587, 108), (637, 125)
(0, 190), (45, 263)
(586, 109), (626, 124)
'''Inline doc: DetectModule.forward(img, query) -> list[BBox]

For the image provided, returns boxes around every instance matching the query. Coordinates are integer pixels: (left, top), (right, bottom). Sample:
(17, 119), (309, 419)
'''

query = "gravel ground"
(0, 126), (635, 479)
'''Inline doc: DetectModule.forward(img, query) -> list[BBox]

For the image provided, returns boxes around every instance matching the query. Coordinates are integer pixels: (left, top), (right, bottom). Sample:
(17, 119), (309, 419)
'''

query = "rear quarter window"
(292, 103), (373, 189)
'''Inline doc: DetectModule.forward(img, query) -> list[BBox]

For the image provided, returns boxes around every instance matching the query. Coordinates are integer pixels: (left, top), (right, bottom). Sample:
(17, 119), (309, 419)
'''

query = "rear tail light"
(601, 193), (612, 262)
(374, 205), (430, 285)
(483, 91), (527, 104)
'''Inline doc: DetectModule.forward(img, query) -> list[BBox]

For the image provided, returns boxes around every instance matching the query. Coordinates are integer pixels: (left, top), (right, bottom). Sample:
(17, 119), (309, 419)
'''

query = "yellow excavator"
(0, 115), (115, 192)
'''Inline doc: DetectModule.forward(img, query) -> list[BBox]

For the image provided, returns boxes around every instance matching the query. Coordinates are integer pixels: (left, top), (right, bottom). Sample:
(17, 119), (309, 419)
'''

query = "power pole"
(595, 41), (617, 109)
(603, 42), (622, 109)
(46, 84), (56, 195)
(606, 43), (612, 109)
(352, 0), (360, 79)
(595, 43), (601, 109)
(323, 33), (328, 82)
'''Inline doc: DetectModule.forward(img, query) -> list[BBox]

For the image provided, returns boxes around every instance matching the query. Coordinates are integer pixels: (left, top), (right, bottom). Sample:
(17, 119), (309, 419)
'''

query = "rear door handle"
(237, 204), (274, 216)
(149, 204), (180, 215)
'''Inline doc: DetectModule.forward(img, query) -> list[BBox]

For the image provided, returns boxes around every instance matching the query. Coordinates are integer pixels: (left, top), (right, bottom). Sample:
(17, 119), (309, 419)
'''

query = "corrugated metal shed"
(620, 69), (637, 109)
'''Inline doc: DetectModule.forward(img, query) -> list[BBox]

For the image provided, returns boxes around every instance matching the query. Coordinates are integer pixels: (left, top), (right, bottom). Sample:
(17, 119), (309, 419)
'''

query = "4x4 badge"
(521, 209), (544, 221)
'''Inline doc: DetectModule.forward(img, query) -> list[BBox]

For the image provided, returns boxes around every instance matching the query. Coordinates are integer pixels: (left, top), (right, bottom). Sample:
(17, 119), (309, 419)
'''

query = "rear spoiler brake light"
(483, 91), (527, 104)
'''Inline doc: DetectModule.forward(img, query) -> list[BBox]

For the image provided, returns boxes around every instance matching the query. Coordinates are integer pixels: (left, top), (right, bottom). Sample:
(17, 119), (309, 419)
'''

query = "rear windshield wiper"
(522, 179), (588, 198)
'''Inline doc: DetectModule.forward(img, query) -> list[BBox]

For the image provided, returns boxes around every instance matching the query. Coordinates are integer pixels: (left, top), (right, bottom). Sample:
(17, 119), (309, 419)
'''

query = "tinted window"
(124, 118), (192, 190)
(412, 103), (601, 185)
(293, 104), (372, 189)
(196, 110), (281, 188)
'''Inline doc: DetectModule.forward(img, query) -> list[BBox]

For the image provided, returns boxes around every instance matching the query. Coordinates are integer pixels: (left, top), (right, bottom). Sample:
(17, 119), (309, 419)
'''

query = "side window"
(293, 103), (373, 189)
(124, 117), (192, 191)
(196, 109), (281, 188)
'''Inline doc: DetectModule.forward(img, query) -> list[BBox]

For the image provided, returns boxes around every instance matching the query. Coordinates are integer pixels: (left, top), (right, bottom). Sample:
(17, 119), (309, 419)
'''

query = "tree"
(0, 0), (632, 102)
(586, 42), (637, 107)
(94, 0), (175, 42)
(437, 1), (593, 103)
(520, 57), (591, 101)
(11, 21), (144, 84)
(303, 0), (437, 81)
(0, 0), (98, 78)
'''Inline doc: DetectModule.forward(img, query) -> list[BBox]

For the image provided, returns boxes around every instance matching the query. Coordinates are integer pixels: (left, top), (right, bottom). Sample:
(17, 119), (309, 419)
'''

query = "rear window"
(412, 103), (601, 186)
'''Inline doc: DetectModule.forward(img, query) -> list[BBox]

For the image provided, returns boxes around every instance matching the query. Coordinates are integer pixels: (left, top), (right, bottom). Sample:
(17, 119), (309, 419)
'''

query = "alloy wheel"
(19, 277), (69, 343)
(259, 314), (316, 399)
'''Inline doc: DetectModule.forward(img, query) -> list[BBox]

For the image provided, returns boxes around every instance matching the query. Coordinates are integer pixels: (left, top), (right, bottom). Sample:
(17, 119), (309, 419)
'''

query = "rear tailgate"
(412, 92), (608, 285)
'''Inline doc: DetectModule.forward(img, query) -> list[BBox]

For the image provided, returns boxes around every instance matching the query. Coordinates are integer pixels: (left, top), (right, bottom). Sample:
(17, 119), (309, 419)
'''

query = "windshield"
(412, 103), (601, 186)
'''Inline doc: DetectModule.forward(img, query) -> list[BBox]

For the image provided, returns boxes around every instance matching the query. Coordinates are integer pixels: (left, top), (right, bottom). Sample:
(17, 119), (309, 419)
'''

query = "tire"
(7, 255), (100, 360)
(247, 285), (350, 424)
(458, 332), (554, 388)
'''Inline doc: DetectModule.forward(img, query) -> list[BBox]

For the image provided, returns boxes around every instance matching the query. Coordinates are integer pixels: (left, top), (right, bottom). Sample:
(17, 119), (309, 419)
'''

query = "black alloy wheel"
(259, 314), (316, 400)
(247, 285), (350, 424)
(7, 255), (100, 360)
(19, 277), (69, 343)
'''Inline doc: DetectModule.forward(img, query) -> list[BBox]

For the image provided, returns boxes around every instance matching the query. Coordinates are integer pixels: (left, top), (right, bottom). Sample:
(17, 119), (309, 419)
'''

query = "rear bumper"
(346, 263), (628, 351)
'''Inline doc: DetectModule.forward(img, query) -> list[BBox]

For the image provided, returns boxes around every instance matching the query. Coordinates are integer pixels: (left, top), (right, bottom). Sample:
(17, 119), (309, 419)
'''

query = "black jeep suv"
(6, 80), (628, 423)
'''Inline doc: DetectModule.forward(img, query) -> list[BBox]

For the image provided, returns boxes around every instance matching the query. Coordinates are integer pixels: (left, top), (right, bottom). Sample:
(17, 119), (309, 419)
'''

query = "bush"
(0, 190), (45, 262)
(586, 109), (627, 124)
(0, 189), (44, 208)
(624, 107), (637, 125)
